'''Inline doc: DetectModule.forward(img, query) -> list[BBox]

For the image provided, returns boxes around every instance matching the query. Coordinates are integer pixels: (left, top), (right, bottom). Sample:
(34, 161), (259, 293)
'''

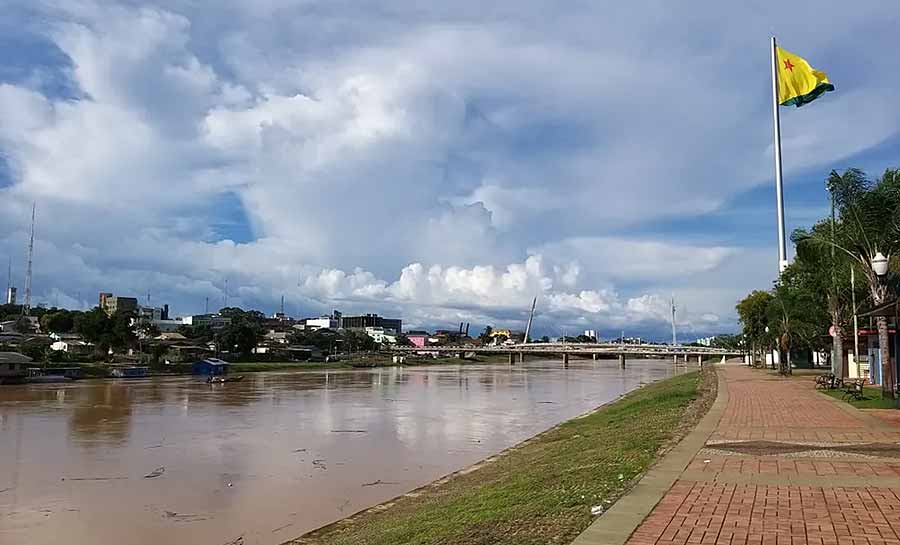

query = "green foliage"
(478, 326), (493, 344)
(40, 310), (78, 333)
(178, 324), (214, 343)
(215, 321), (260, 358)
(73, 307), (136, 354)
(736, 290), (774, 347)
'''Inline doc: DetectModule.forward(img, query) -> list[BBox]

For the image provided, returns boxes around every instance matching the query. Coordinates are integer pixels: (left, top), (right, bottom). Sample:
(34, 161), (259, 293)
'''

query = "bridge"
(391, 342), (744, 367)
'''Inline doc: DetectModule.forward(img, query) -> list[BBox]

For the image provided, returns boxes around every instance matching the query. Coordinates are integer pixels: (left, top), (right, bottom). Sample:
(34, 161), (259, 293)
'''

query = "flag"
(776, 46), (835, 107)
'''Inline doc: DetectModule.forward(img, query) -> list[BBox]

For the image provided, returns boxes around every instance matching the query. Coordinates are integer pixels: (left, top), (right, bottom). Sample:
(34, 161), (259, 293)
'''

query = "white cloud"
(2, 0), (899, 338)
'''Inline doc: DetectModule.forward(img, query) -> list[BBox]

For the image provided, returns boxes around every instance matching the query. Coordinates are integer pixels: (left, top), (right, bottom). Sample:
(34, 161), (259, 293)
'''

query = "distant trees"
(479, 326), (493, 344)
(40, 310), (77, 334)
(73, 308), (136, 356)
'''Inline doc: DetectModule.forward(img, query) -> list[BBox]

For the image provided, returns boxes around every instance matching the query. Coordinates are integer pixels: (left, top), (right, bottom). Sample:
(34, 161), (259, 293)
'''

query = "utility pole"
(670, 296), (678, 346)
(23, 202), (35, 316)
(223, 278), (228, 310)
(280, 294), (285, 315)
(205, 296), (209, 314)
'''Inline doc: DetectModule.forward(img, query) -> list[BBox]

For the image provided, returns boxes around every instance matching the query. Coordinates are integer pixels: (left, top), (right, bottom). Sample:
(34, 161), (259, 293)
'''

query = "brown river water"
(0, 359), (688, 545)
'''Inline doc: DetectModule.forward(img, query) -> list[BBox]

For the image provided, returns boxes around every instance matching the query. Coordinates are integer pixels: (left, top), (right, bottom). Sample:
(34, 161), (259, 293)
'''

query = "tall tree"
(800, 169), (900, 396)
(791, 220), (857, 376)
(736, 290), (775, 366)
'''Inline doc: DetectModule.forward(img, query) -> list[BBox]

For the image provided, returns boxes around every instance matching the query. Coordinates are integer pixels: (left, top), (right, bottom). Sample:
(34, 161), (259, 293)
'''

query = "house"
(154, 332), (188, 342)
(0, 352), (31, 384)
(50, 339), (94, 356)
(264, 330), (291, 344)
(192, 358), (230, 376)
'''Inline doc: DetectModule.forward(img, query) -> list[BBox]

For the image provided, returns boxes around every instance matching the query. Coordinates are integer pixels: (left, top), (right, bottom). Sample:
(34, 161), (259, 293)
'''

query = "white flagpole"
(770, 36), (788, 273)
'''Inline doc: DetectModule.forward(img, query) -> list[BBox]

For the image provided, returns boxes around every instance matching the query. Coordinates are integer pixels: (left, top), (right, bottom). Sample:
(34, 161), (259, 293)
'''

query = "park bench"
(815, 373), (842, 390)
(842, 379), (865, 401)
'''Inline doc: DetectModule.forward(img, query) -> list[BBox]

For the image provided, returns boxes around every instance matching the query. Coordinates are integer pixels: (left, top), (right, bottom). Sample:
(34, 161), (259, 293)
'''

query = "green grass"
(289, 369), (711, 545)
(821, 385), (899, 409)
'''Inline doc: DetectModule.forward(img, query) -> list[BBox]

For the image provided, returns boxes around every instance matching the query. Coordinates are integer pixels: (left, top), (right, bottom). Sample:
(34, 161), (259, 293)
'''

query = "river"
(0, 359), (688, 545)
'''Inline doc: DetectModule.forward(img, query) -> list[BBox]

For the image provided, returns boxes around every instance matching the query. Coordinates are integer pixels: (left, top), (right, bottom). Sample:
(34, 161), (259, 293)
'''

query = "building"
(5, 286), (16, 305)
(50, 337), (94, 356)
(148, 318), (183, 332)
(304, 316), (340, 331)
(100, 293), (139, 316)
(406, 331), (429, 348)
(0, 352), (31, 384)
(365, 327), (397, 344)
(489, 329), (525, 344)
(181, 314), (232, 329)
(138, 305), (170, 321)
(584, 329), (597, 340)
(192, 357), (230, 376)
(341, 313), (401, 333)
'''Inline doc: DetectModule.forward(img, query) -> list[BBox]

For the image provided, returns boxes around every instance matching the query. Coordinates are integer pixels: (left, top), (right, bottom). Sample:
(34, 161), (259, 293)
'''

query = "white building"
(365, 326), (397, 344)
(305, 316), (339, 331)
(181, 314), (231, 329)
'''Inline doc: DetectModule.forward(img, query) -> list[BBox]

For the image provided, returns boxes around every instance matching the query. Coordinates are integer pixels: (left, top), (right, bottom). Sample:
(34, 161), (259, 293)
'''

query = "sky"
(1, 1), (899, 341)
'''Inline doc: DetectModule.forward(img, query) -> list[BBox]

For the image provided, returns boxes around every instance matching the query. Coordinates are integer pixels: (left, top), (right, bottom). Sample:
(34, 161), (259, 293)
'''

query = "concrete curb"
(570, 366), (729, 545)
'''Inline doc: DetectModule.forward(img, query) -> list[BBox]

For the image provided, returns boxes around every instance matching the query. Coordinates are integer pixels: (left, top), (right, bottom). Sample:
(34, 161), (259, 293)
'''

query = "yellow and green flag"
(776, 46), (834, 107)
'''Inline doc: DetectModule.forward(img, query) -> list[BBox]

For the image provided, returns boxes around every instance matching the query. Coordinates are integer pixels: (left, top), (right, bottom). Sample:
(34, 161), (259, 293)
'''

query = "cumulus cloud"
(1, 0), (898, 339)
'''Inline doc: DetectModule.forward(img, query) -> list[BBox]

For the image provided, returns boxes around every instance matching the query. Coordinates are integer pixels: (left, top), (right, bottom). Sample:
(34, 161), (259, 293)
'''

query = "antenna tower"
(670, 296), (677, 346)
(23, 203), (35, 315)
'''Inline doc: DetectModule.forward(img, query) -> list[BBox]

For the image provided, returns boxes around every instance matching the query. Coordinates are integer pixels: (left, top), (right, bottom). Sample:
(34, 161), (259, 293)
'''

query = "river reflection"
(0, 359), (688, 545)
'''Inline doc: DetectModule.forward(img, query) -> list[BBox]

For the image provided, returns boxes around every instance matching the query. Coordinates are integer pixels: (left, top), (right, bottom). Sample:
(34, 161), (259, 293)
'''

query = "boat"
(207, 375), (245, 384)
(110, 366), (149, 378)
(26, 367), (82, 383)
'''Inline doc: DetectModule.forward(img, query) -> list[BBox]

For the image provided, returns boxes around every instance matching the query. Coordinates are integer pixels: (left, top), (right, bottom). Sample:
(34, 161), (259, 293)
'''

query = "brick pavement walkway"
(626, 366), (900, 545)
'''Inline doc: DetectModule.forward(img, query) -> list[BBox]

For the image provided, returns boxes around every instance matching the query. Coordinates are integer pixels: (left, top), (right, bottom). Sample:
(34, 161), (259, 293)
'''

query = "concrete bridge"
(391, 342), (743, 367)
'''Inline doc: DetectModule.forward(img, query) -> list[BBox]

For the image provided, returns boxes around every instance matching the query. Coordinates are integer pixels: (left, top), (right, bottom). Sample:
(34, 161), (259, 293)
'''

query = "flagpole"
(770, 36), (788, 274)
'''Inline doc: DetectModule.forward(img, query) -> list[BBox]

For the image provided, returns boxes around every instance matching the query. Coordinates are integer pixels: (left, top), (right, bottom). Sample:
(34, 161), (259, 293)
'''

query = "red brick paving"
(625, 366), (900, 545)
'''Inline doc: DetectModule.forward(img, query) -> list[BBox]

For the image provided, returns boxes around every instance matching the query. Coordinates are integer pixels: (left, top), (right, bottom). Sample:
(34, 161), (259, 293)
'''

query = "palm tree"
(800, 169), (900, 396)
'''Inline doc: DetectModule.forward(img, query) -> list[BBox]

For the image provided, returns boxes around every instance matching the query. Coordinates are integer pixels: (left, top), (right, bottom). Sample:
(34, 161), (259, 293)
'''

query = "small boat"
(207, 375), (245, 384)
(26, 367), (81, 383)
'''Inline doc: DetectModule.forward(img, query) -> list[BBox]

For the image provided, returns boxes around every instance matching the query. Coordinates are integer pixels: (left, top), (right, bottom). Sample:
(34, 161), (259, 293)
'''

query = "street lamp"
(873, 252), (889, 277)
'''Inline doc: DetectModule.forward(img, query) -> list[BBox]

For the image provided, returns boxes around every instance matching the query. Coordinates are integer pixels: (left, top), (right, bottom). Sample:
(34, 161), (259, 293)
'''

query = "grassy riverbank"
(821, 385), (897, 409)
(290, 367), (716, 545)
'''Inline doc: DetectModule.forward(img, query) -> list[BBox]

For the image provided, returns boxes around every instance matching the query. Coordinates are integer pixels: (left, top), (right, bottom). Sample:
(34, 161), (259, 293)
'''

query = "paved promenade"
(575, 365), (900, 545)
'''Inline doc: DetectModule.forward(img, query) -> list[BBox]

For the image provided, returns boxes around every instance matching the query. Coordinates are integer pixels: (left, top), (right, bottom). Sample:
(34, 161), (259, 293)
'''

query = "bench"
(816, 373), (842, 390)
(842, 379), (865, 401)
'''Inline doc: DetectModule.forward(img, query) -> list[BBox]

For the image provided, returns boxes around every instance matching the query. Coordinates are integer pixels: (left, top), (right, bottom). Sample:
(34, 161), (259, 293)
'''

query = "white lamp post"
(873, 252), (889, 277)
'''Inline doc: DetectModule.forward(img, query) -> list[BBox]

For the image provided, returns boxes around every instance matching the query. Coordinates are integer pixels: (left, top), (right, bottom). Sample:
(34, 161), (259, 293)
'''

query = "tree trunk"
(832, 327), (844, 377)
(878, 316), (894, 399)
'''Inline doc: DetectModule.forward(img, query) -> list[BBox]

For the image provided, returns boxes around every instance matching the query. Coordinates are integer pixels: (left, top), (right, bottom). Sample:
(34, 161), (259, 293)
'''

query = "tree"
(736, 290), (775, 367)
(215, 322), (259, 358)
(792, 218), (855, 376)
(478, 326), (493, 344)
(41, 310), (77, 334)
(799, 169), (900, 396)
(395, 334), (412, 347)
(13, 316), (32, 334)
(767, 275), (825, 375)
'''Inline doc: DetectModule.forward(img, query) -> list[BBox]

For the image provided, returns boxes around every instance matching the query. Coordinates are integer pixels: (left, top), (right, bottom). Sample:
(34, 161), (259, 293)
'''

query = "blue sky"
(1, 1), (898, 340)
